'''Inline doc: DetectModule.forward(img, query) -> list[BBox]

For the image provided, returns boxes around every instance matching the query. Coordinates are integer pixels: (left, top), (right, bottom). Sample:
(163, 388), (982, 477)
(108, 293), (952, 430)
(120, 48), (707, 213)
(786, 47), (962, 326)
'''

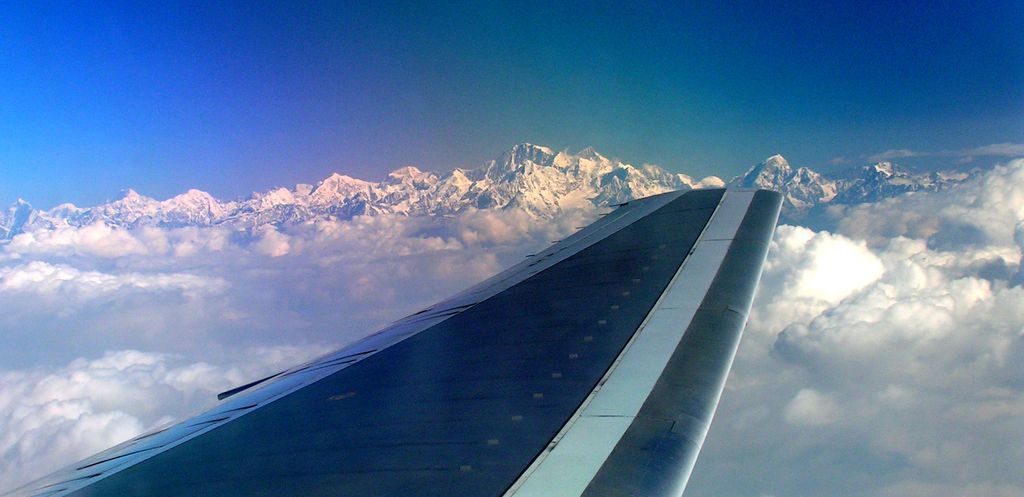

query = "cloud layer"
(0, 347), (327, 488)
(869, 142), (1024, 163)
(688, 159), (1024, 497)
(2, 160), (1023, 494)
(0, 207), (589, 489)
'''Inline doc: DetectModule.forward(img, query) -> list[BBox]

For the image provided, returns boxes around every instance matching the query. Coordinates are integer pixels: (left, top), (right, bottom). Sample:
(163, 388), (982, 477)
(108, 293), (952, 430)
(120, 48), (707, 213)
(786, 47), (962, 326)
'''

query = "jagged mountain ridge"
(0, 144), (723, 237)
(1, 144), (971, 239)
(732, 154), (968, 214)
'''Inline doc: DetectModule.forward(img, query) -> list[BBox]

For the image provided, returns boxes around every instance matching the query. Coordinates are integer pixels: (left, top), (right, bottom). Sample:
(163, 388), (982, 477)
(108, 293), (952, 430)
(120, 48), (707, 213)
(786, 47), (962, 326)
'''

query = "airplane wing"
(5, 187), (782, 497)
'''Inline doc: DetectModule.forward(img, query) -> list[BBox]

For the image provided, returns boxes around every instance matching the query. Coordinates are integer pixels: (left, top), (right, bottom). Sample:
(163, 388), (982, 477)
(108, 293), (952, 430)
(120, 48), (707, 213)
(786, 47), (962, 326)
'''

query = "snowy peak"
(512, 142), (555, 157)
(870, 161), (895, 178)
(119, 188), (145, 201)
(575, 146), (605, 162)
(469, 143), (690, 216)
(0, 199), (35, 239)
(735, 155), (966, 213)
(310, 173), (373, 207)
(160, 189), (226, 225)
(763, 154), (790, 170)
(387, 166), (425, 181)
(499, 143), (557, 169)
(736, 155), (836, 209)
(0, 143), (977, 238)
(165, 189), (221, 211)
(740, 154), (793, 189)
(4, 143), (688, 230)
(113, 188), (157, 207)
(831, 160), (951, 205)
(385, 166), (438, 190)
(252, 187), (298, 208)
(317, 172), (372, 190)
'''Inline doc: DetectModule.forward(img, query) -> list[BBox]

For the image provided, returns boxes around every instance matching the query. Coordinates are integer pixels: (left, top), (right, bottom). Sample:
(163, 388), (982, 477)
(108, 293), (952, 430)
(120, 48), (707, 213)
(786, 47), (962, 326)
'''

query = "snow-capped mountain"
(735, 154), (838, 209)
(831, 161), (967, 204)
(0, 143), (973, 239)
(732, 154), (968, 215)
(0, 143), (723, 238)
(0, 199), (35, 239)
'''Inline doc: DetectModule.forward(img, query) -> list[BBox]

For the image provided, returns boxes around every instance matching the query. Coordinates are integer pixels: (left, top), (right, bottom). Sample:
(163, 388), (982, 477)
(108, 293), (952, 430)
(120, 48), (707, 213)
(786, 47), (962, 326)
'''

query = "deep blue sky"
(1, 1), (1022, 208)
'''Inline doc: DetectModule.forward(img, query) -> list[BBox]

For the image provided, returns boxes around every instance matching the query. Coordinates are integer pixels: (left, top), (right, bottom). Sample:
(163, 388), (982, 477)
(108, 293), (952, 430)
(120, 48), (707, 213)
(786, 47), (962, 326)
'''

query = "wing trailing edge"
(504, 189), (781, 497)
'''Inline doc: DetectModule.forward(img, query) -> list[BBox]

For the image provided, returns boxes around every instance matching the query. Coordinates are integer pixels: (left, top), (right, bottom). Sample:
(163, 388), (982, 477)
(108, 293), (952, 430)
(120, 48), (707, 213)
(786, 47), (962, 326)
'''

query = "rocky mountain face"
(0, 143), (973, 239)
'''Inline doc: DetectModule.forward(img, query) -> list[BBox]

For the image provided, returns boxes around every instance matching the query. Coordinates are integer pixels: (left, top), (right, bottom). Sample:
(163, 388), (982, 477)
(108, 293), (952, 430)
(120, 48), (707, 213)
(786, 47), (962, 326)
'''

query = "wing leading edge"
(5, 188), (781, 497)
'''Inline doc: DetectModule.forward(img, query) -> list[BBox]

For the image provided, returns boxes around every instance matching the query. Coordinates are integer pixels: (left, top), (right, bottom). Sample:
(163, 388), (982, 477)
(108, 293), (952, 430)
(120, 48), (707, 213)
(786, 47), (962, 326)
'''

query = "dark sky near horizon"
(1, 0), (1022, 208)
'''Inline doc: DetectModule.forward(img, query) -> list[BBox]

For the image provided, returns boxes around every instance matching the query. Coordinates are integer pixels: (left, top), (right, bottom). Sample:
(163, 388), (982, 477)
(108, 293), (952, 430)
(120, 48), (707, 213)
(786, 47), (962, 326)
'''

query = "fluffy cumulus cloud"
(253, 225), (291, 257)
(3, 161), (1024, 494)
(831, 158), (1024, 251)
(3, 223), (234, 261)
(4, 222), (151, 258)
(688, 159), (1024, 497)
(0, 346), (326, 490)
(0, 261), (226, 299)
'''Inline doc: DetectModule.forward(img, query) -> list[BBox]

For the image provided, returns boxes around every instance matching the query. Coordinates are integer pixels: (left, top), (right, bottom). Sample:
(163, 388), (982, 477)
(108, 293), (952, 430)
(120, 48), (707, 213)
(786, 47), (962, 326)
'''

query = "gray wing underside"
(5, 188), (781, 497)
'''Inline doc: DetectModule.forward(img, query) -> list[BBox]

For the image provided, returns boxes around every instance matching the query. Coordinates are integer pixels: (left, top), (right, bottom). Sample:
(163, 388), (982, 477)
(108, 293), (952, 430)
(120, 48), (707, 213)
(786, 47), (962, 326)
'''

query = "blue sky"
(2, 3), (1024, 493)
(1, 1), (1021, 208)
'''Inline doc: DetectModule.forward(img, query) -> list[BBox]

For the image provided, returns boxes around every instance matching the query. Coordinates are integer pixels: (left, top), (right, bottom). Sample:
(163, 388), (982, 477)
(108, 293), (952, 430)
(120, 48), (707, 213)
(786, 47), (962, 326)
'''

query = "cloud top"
(2, 159), (1024, 495)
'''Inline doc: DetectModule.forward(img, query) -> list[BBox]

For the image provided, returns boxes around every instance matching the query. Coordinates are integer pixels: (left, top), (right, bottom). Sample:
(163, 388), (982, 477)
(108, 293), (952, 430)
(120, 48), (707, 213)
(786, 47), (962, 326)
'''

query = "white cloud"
(689, 161), (1024, 496)
(0, 207), (590, 375)
(0, 261), (226, 300)
(3, 162), (1024, 495)
(0, 346), (326, 490)
(6, 222), (150, 258)
(868, 142), (1024, 163)
(831, 159), (1024, 251)
(750, 225), (884, 335)
(869, 148), (923, 162)
(164, 226), (232, 257)
(3, 223), (236, 260)
(0, 206), (590, 492)
(783, 388), (840, 426)
(963, 143), (1024, 157)
(0, 203), (591, 491)
(252, 225), (291, 257)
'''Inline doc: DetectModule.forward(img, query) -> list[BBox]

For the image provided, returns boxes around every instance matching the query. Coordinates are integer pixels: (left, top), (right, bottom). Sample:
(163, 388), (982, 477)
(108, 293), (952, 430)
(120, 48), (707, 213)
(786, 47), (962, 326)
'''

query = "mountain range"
(1, 143), (971, 239)
(736, 153), (969, 213)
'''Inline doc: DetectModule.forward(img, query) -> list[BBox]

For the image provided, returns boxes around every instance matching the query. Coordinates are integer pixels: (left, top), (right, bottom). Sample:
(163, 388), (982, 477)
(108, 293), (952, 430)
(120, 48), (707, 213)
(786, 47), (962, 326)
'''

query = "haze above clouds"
(2, 159), (1023, 495)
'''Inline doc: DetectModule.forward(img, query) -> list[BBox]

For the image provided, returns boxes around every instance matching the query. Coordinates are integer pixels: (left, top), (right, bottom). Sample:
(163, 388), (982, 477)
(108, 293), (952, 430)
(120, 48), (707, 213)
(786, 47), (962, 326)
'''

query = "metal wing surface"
(6, 188), (782, 497)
